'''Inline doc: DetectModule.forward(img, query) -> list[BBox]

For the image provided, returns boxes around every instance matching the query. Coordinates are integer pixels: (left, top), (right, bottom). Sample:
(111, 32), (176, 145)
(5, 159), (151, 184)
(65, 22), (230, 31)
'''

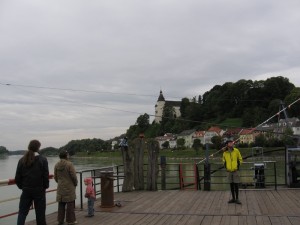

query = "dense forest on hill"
(126, 76), (300, 140)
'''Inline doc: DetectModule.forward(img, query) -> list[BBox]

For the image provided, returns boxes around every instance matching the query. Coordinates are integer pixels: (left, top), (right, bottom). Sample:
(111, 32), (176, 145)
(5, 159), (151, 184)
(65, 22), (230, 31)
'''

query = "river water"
(0, 154), (122, 225)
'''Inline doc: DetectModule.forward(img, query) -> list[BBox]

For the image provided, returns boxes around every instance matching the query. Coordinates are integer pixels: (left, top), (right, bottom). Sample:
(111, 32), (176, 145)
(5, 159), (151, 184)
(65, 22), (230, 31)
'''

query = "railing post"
(204, 144), (211, 191)
(117, 166), (120, 193)
(161, 156), (166, 190)
(274, 162), (277, 190)
(79, 172), (83, 209)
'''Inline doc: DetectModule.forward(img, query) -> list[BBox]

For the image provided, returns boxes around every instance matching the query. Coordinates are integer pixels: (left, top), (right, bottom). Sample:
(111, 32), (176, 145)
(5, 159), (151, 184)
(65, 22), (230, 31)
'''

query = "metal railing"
(153, 161), (279, 191)
(0, 165), (125, 220)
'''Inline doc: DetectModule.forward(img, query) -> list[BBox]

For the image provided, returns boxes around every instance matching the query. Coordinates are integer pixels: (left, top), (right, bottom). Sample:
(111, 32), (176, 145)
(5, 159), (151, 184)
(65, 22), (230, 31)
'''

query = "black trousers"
(17, 187), (46, 225)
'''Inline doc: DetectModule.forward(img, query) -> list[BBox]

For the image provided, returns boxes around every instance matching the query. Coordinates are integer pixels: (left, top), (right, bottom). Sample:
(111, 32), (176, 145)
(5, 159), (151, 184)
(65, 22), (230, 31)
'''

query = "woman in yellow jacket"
(223, 140), (243, 204)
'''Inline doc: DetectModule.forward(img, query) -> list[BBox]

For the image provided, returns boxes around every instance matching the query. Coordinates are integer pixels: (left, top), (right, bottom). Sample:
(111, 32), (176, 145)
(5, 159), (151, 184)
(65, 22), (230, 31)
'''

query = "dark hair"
(28, 140), (41, 152)
(59, 150), (68, 159)
(225, 140), (234, 145)
(22, 140), (41, 167)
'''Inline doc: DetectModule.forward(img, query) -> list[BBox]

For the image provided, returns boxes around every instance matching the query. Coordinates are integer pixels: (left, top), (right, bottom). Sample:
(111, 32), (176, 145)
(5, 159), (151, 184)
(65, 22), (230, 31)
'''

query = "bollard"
(100, 171), (114, 208)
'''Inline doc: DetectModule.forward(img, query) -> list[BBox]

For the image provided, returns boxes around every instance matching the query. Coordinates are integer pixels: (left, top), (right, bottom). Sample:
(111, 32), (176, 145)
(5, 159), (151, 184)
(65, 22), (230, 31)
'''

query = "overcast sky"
(1, 0), (300, 150)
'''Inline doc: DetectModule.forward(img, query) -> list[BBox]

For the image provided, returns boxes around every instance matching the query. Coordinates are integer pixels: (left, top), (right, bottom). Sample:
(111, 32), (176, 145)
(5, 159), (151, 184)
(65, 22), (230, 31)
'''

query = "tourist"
(54, 150), (78, 225)
(15, 140), (49, 225)
(223, 139), (243, 204)
(84, 177), (96, 217)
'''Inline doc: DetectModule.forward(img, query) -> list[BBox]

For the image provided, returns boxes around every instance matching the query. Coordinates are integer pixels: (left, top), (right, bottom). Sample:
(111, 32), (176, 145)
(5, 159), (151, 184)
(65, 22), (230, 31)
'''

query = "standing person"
(84, 177), (96, 217)
(54, 150), (78, 225)
(15, 140), (49, 225)
(223, 140), (243, 204)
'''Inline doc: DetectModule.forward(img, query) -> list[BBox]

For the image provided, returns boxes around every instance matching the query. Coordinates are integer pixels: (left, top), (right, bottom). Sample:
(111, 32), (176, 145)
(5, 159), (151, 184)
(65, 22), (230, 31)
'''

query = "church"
(154, 90), (181, 123)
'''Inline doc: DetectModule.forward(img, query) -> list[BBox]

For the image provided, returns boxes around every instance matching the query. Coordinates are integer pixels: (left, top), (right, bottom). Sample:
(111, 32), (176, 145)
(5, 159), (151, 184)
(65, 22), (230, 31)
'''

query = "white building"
(154, 90), (181, 123)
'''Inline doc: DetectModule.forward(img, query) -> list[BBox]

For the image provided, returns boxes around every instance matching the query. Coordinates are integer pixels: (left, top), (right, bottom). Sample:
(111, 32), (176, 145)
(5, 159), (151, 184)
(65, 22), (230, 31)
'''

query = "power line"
(0, 82), (171, 99)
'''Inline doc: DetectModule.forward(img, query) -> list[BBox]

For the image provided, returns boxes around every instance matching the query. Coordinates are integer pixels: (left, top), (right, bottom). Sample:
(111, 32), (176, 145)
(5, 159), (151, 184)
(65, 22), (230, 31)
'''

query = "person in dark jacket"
(15, 140), (49, 225)
(54, 150), (78, 225)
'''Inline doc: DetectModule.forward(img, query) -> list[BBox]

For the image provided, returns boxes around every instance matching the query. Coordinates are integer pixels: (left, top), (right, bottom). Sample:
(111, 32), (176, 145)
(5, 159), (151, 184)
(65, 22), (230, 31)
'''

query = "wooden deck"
(26, 189), (300, 225)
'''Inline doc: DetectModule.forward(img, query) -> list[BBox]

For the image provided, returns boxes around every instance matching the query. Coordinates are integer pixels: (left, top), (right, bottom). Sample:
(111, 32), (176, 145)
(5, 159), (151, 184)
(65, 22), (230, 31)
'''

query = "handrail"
(0, 174), (54, 187)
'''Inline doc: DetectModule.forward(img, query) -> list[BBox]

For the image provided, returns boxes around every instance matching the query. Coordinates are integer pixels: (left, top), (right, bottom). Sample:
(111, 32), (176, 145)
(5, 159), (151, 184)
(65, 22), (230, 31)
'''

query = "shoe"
(58, 223), (64, 225)
(235, 199), (242, 204)
(85, 215), (94, 217)
(67, 221), (78, 225)
(228, 199), (235, 203)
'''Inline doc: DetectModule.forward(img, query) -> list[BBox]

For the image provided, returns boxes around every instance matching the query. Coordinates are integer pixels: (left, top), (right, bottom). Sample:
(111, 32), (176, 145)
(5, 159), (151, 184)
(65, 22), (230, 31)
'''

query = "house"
(177, 129), (196, 148)
(204, 126), (225, 144)
(222, 128), (243, 141)
(155, 133), (177, 149)
(154, 90), (181, 123)
(239, 128), (258, 145)
(257, 117), (300, 140)
(192, 131), (205, 145)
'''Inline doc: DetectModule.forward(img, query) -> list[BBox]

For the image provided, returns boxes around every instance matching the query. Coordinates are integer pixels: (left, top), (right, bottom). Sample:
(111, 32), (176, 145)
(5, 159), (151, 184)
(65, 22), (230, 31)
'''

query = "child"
(84, 177), (96, 217)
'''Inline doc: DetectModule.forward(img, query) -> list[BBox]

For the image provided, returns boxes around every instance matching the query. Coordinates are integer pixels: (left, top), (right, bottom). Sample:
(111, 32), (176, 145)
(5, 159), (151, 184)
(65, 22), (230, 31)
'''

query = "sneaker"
(235, 199), (242, 204)
(228, 199), (235, 203)
(85, 215), (94, 217)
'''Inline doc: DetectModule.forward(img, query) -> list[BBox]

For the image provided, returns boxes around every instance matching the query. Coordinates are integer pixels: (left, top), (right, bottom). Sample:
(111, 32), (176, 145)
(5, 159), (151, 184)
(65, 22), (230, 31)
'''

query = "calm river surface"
(0, 154), (122, 225)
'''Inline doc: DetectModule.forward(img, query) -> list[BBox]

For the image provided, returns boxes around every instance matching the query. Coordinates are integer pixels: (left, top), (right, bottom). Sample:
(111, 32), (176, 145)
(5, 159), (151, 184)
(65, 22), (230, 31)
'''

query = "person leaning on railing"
(15, 140), (49, 225)
(222, 139), (243, 205)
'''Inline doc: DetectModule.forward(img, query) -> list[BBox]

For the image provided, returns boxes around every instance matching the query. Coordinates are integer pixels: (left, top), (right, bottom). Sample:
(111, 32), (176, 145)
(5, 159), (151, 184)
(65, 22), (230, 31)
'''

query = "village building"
(192, 130), (205, 145)
(155, 133), (177, 149)
(177, 129), (196, 148)
(204, 126), (224, 144)
(239, 128), (258, 145)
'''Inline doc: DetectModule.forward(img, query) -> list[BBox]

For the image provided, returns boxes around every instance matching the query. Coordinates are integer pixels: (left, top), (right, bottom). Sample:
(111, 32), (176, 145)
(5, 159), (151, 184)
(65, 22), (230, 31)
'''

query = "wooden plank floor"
(26, 189), (300, 225)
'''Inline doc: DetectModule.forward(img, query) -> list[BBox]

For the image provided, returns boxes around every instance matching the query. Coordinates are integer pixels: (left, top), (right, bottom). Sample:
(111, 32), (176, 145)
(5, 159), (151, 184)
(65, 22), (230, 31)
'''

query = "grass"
(74, 146), (286, 162)
(218, 118), (243, 127)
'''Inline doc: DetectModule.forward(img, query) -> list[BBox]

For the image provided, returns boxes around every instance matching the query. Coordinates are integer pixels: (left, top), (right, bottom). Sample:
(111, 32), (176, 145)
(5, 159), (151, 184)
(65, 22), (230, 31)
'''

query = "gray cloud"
(1, 0), (300, 150)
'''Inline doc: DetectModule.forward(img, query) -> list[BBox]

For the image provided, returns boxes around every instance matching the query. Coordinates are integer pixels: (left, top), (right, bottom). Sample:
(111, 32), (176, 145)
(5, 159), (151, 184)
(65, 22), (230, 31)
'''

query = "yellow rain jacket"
(223, 148), (243, 172)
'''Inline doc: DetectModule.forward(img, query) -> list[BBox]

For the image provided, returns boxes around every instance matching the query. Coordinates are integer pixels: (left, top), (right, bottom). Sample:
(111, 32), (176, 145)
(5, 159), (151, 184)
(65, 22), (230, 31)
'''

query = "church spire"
(157, 90), (165, 101)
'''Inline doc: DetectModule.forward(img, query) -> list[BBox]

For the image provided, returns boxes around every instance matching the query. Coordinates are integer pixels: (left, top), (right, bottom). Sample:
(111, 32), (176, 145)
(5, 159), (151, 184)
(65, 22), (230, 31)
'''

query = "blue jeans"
(87, 198), (95, 216)
(17, 187), (46, 225)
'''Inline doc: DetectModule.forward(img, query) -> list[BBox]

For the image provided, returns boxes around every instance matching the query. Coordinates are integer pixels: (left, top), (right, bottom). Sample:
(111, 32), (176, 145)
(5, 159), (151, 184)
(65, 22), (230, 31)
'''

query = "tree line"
(126, 76), (300, 141)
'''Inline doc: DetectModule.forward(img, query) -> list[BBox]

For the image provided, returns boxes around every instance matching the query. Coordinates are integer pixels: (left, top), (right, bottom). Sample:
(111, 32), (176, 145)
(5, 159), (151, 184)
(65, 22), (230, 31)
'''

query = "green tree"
(284, 87), (300, 118)
(162, 141), (169, 149)
(0, 146), (9, 154)
(180, 98), (190, 118)
(211, 136), (222, 150)
(176, 138), (185, 149)
(192, 139), (201, 154)
(136, 113), (150, 133)
(254, 134), (266, 147)
(281, 128), (296, 146)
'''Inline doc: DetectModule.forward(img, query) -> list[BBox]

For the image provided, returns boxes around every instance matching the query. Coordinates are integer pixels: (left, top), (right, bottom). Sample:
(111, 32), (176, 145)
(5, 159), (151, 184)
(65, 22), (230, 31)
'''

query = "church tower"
(154, 90), (165, 123)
